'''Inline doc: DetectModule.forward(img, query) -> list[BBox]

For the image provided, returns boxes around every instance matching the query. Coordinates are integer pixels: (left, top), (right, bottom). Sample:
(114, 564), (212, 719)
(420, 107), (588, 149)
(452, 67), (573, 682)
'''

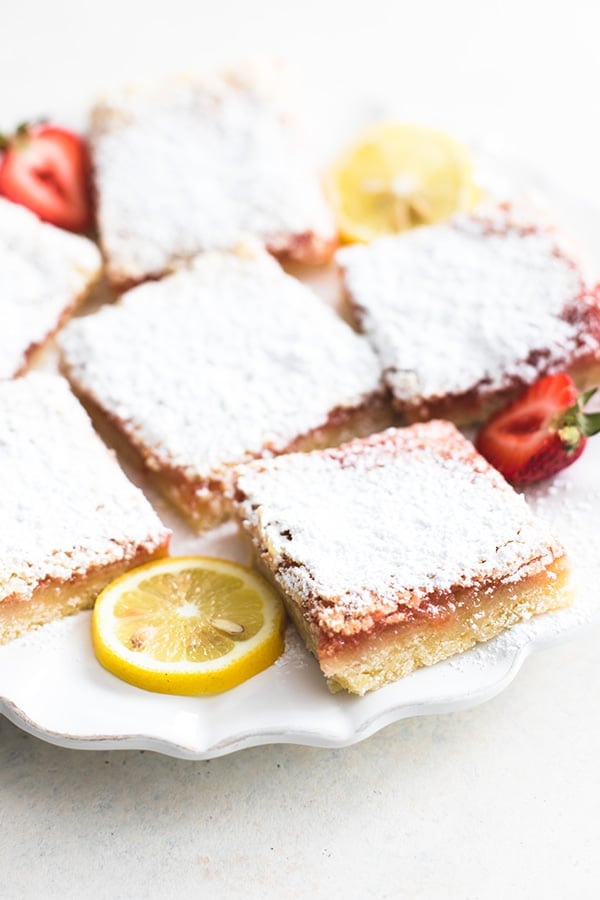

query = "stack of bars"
(2, 63), (599, 695)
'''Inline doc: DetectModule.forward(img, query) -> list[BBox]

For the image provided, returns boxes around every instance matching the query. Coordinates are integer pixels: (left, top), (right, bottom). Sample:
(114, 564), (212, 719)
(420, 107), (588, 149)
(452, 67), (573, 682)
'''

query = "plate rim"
(0, 614), (594, 759)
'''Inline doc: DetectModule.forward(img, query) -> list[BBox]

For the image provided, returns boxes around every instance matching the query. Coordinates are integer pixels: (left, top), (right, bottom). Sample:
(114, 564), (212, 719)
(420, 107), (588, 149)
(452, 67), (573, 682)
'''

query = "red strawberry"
(475, 373), (600, 485)
(0, 122), (92, 232)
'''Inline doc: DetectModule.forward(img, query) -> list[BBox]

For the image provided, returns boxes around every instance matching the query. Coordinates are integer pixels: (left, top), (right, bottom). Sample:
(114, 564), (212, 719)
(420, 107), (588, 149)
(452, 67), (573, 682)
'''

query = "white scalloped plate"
(1, 152), (599, 759)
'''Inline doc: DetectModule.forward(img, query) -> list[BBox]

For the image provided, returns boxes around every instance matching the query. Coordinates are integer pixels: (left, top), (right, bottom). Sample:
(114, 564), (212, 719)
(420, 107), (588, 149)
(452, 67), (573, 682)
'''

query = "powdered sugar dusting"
(448, 442), (600, 671)
(59, 249), (382, 479)
(0, 373), (169, 602)
(274, 625), (310, 672)
(338, 204), (600, 406)
(5, 613), (85, 653)
(91, 63), (336, 284)
(235, 423), (561, 636)
(0, 198), (101, 379)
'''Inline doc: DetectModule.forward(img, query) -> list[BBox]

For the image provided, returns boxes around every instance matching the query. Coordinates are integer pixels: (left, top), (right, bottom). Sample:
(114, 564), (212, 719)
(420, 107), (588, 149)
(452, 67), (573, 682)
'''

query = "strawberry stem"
(557, 424), (583, 453)
(0, 119), (48, 153)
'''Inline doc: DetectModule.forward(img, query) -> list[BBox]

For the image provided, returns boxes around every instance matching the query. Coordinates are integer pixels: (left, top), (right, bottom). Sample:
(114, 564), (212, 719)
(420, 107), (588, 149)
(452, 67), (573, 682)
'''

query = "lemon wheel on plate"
(92, 556), (286, 695)
(330, 122), (481, 243)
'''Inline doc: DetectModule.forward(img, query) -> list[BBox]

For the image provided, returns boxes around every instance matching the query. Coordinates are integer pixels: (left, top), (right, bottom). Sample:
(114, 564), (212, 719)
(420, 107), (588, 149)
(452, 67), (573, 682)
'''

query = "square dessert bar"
(338, 202), (600, 425)
(59, 249), (390, 532)
(90, 63), (337, 289)
(232, 422), (571, 695)
(0, 198), (101, 379)
(0, 373), (170, 645)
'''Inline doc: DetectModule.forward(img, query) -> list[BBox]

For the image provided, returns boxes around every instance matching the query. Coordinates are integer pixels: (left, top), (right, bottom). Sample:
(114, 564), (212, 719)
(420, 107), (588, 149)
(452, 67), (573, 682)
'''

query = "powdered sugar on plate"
(449, 444), (600, 671)
(275, 625), (310, 672)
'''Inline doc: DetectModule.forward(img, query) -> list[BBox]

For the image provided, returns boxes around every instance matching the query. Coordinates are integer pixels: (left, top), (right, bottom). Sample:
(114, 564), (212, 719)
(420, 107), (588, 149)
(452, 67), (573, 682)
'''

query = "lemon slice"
(92, 556), (285, 695)
(330, 123), (480, 243)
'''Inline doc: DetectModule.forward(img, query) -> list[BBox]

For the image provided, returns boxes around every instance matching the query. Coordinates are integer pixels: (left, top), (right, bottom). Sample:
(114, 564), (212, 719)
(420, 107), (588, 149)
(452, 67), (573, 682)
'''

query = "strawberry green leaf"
(580, 411), (600, 437)
(580, 387), (598, 408)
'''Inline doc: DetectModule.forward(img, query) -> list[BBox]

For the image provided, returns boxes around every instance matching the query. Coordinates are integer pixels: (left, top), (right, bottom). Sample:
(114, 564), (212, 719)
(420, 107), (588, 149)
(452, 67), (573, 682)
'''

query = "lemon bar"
(338, 202), (600, 425)
(0, 373), (170, 645)
(232, 422), (570, 695)
(0, 198), (101, 380)
(90, 63), (337, 289)
(59, 249), (389, 531)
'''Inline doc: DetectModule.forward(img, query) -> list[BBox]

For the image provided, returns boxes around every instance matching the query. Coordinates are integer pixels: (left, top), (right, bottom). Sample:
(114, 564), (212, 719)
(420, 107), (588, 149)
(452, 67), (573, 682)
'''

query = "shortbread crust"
(232, 422), (570, 694)
(90, 63), (337, 289)
(338, 202), (600, 424)
(0, 198), (102, 379)
(0, 374), (170, 644)
(59, 249), (389, 531)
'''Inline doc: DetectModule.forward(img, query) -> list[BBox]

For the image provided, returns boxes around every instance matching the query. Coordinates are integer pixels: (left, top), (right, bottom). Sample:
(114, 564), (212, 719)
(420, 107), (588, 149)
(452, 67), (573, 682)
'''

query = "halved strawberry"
(0, 122), (92, 232)
(475, 373), (600, 485)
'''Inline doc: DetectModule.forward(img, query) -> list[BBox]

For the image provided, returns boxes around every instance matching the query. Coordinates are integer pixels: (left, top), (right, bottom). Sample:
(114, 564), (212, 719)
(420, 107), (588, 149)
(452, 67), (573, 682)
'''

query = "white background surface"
(1, 0), (600, 897)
